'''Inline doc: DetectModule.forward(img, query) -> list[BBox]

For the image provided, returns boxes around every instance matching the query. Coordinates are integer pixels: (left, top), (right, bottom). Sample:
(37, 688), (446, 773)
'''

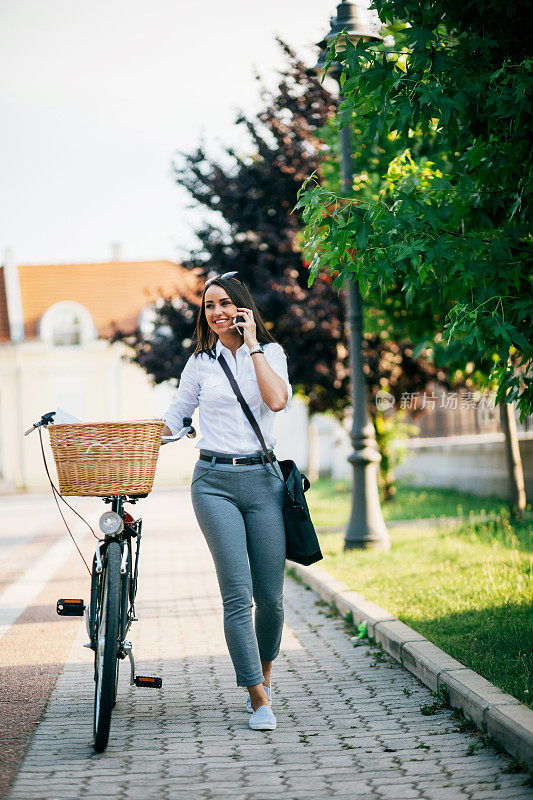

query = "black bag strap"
(217, 354), (287, 488)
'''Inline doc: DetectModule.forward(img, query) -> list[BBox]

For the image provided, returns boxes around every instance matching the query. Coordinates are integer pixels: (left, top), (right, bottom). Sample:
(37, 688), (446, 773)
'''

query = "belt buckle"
(232, 457), (246, 465)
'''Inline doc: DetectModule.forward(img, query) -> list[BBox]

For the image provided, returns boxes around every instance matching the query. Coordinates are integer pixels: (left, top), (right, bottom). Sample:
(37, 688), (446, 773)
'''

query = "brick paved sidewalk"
(7, 488), (533, 800)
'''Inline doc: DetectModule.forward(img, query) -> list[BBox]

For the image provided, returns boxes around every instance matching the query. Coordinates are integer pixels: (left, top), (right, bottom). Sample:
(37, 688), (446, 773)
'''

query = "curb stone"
(286, 560), (533, 770)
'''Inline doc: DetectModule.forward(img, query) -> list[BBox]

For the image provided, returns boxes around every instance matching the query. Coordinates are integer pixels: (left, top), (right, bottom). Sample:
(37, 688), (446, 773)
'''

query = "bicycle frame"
(89, 496), (142, 655)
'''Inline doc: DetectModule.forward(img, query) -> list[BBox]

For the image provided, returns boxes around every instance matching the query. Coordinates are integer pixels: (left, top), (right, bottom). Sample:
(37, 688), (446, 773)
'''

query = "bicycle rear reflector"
(57, 598), (85, 616)
(134, 676), (163, 688)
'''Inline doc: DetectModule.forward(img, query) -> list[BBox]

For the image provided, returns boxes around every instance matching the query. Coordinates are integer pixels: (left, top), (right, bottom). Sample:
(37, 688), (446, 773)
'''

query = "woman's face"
(204, 284), (238, 335)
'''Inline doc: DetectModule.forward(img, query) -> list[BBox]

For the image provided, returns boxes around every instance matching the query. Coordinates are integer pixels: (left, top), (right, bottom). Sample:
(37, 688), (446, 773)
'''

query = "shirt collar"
(215, 339), (250, 358)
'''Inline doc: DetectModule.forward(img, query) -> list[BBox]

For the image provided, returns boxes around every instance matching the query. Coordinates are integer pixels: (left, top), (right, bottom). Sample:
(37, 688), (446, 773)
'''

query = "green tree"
(297, 2), (533, 419)
(316, 102), (484, 382)
(313, 75), (472, 498)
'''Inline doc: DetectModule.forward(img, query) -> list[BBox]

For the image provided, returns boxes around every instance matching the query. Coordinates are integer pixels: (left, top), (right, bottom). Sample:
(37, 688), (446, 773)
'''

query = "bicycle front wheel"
(93, 541), (121, 752)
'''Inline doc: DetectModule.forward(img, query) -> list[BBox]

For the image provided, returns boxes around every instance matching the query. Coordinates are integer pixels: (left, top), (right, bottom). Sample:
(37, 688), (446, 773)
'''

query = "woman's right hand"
(162, 424), (172, 437)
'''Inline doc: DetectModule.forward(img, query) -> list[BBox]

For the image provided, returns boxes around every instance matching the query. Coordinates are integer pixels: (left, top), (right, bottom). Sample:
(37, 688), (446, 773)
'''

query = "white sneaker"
(249, 704), (277, 731)
(246, 684), (271, 713)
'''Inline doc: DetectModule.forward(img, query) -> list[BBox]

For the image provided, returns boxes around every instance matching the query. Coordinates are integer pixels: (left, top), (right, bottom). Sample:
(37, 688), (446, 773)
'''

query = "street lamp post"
(312, 0), (390, 551)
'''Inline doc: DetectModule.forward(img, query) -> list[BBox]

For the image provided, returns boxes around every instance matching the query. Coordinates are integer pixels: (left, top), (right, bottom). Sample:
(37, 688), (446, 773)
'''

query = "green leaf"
(356, 221), (372, 251)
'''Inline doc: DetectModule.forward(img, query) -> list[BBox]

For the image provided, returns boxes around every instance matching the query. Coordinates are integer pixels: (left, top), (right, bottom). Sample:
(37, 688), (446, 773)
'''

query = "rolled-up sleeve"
(265, 343), (293, 411)
(162, 355), (200, 435)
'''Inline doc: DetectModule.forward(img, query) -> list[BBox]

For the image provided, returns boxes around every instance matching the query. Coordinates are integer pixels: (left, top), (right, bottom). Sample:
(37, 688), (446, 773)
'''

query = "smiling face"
(204, 284), (239, 335)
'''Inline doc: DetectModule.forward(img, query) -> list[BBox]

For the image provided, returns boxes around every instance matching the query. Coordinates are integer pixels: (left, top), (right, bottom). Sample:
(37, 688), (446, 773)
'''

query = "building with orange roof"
(0, 254), (207, 489)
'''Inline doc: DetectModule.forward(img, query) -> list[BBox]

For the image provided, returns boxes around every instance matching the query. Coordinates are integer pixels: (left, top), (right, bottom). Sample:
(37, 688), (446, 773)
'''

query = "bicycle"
(25, 412), (195, 752)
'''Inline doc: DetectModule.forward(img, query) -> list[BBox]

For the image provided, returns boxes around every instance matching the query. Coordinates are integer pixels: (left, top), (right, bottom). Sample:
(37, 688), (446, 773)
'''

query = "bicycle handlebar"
(161, 425), (196, 444)
(24, 411), (56, 436)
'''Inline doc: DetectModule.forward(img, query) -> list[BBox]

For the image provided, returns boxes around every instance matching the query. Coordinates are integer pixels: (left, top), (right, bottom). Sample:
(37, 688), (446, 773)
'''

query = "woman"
(161, 272), (292, 732)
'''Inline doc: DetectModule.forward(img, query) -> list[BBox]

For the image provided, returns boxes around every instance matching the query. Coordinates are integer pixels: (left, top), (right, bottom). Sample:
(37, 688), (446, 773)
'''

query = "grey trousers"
(190, 449), (286, 687)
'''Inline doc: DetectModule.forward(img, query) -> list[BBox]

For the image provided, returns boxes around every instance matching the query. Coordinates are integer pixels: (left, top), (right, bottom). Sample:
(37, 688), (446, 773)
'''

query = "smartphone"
(232, 314), (246, 334)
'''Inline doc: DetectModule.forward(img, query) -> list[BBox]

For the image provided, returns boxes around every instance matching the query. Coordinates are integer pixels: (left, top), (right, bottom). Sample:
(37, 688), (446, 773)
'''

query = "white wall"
(320, 414), (533, 500)
(395, 433), (533, 499)
(273, 395), (309, 470)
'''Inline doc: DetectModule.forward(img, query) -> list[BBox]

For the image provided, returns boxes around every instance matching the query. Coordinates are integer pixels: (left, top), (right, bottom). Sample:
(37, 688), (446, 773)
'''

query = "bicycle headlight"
(99, 511), (123, 536)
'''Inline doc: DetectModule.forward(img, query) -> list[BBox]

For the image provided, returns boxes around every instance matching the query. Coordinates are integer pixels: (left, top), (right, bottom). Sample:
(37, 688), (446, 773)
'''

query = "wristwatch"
(249, 344), (265, 356)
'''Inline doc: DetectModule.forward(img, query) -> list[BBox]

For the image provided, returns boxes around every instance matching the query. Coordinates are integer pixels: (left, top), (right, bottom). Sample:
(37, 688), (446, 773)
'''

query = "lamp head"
(310, 0), (382, 76)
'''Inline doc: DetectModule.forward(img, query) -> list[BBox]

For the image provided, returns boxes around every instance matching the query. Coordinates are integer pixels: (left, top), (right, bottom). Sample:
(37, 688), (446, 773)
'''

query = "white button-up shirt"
(162, 339), (293, 454)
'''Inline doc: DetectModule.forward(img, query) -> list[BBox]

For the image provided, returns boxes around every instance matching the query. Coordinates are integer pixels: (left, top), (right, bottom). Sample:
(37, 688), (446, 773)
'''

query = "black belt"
(199, 451), (276, 466)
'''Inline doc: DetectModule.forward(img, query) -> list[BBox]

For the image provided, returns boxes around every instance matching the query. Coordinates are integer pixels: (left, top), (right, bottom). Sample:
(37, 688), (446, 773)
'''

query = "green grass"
(308, 477), (511, 529)
(313, 515), (533, 707)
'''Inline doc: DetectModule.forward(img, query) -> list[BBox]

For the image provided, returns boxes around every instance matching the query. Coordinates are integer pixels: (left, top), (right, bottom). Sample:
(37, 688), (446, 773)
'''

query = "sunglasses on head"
(204, 271), (240, 288)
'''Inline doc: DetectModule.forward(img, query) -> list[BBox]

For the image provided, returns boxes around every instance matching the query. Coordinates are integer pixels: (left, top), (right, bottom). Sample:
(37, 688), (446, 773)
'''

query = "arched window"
(138, 305), (157, 338)
(138, 302), (173, 340)
(39, 302), (97, 347)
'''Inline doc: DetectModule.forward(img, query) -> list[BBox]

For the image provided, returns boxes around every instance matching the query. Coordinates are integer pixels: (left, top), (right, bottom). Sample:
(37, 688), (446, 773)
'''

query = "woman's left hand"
(230, 307), (258, 348)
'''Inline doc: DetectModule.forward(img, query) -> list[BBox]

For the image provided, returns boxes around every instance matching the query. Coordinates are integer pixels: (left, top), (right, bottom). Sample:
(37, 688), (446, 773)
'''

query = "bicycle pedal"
(134, 676), (162, 688)
(57, 598), (85, 616)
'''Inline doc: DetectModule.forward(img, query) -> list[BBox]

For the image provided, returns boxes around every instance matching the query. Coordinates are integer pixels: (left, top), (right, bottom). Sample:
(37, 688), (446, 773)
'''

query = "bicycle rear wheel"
(93, 541), (121, 752)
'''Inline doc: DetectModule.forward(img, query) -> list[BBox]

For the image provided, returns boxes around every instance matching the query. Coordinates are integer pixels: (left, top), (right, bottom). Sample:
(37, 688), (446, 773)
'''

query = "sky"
(0, 0), (335, 266)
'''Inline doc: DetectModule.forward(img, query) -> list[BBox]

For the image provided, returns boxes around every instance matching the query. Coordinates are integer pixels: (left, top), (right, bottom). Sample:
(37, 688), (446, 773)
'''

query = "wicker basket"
(48, 420), (165, 496)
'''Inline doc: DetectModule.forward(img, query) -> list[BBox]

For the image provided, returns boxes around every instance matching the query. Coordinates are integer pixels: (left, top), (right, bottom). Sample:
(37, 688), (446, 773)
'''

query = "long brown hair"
(193, 276), (279, 358)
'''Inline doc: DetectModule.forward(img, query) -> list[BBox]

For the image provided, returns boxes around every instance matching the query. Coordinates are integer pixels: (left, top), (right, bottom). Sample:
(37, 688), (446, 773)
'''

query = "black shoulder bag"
(218, 354), (322, 566)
